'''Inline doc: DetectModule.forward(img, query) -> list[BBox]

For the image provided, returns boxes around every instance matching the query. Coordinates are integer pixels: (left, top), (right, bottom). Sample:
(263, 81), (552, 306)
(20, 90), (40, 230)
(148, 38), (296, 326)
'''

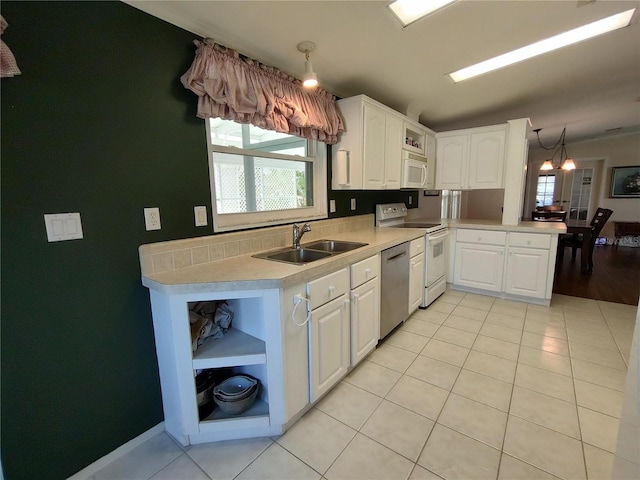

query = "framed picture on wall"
(610, 166), (640, 198)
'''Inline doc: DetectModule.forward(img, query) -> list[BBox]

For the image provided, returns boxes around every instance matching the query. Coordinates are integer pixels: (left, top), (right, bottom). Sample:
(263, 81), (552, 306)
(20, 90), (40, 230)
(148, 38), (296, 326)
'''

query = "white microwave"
(401, 151), (428, 189)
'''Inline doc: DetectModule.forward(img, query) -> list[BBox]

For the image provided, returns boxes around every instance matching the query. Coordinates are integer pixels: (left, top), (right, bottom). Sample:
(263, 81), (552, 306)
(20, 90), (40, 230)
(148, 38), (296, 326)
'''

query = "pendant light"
(535, 127), (576, 171)
(297, 41), (318, 88)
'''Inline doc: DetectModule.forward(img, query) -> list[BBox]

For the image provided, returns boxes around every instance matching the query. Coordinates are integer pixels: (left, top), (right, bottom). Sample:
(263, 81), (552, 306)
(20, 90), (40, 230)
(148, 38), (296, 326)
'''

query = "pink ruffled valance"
(180, 38), (344, 144)
(1, 16), (21, 78)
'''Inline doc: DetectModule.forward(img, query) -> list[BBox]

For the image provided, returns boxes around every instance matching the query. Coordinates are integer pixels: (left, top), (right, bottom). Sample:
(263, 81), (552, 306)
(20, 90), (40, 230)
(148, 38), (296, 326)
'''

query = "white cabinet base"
(446, 282), (552, 306)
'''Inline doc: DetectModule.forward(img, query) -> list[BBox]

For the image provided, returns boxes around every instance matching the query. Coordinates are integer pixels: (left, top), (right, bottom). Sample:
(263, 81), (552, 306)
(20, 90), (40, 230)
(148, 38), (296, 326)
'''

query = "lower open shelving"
(199, 398), (270, 432)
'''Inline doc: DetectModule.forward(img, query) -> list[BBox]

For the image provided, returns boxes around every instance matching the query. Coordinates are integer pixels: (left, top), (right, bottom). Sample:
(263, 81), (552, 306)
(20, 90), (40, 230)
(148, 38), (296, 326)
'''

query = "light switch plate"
(329, 199), (336, 213)
(350, 198), (356, 210)
(44, 213), (83, 242)
(144, 207), (161, 231)
(194, 206), (207, 226)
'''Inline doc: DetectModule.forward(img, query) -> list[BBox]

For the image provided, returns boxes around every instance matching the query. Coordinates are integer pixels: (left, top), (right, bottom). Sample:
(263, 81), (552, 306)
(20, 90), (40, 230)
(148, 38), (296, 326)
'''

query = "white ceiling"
(127, 0), (640, 145)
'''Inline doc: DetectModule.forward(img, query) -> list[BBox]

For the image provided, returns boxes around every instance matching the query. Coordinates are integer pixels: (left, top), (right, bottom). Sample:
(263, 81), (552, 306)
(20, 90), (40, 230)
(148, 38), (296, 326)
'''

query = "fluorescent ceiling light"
(388, 0), (457, 27)
(448, 8), (636, 83)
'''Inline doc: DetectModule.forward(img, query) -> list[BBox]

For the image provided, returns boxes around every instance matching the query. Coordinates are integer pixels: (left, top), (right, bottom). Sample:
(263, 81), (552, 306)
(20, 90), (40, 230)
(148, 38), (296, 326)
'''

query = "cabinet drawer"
(509, 232), (551, 249)
(307, 268), (349, 309)
(409, 237), (425, 257)
(457, 229), (506, 246)
(350, 255), (379, 289)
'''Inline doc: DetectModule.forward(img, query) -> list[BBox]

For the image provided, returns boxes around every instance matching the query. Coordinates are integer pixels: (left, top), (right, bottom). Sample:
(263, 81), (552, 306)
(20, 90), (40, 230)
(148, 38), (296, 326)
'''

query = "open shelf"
(198, 398), (270, 432)
(403, 123), (426, 155)
(192, 328), (266, 370)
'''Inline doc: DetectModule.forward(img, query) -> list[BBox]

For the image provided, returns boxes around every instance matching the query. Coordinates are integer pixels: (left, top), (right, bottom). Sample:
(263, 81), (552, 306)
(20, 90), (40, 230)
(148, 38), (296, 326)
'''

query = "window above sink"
(206, 118), (327, 232)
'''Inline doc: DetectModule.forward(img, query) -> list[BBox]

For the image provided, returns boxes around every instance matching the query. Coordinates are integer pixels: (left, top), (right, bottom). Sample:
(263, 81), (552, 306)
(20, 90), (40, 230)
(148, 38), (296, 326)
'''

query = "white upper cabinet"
(435, 134), (468, 190)
(332, 95), (429, 190)
(363, 104), (402, 190)
(468, 129), (506, 188)
(436, 126), (507, 190)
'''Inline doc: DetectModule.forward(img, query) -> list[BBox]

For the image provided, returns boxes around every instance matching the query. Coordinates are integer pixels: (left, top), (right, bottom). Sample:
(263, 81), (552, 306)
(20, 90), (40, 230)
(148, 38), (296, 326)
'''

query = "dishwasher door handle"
(385, 251), (407, 262)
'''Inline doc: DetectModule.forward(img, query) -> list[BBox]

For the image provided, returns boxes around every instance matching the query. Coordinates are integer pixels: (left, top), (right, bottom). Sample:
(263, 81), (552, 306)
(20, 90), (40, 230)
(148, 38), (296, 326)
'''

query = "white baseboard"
(67, 423), (165, 480)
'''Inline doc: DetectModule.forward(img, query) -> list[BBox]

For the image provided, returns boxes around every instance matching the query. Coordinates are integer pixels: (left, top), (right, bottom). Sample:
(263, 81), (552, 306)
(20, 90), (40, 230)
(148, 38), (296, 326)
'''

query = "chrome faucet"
(292, 223), (311, 249)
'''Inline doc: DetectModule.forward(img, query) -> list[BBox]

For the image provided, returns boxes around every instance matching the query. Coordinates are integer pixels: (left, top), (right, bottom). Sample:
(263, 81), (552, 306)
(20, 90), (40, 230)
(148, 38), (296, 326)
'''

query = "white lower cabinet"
(409, 238), (425, 313)
(504, 232), (551, 299)
(307, 268), (350, 403)
(452, 229), (555, 302)
(504, 247), (549, 298)
(350, 255), (380, 367)
(145, 252), (398, 445)
(454, 230), (506, 292)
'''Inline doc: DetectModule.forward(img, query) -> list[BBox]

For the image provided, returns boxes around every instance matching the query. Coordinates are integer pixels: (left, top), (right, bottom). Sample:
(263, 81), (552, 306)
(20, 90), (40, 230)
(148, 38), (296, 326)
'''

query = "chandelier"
(534, 127), (576, 171)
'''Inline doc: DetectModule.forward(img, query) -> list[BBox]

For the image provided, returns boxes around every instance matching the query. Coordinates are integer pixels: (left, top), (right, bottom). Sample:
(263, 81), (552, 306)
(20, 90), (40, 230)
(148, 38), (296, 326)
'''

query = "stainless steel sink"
(302, 240), (368, 253)
(254, 248), (332, 265)
(253, 239), (367, 265)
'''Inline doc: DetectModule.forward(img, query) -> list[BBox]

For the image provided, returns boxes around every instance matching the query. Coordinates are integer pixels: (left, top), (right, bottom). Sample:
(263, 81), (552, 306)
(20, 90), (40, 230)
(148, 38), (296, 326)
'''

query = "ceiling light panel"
(388, 0), (457, 27)
(448, 8), (636, 83)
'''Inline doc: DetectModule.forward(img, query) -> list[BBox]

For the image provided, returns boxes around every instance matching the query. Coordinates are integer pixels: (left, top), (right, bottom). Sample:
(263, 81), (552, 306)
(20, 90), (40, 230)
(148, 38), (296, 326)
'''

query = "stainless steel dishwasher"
(380, 241), (410, 339)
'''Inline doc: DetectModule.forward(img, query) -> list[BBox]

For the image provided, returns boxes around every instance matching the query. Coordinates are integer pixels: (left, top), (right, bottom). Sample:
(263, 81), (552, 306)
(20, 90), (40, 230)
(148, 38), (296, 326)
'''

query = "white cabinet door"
(468, 130), (506, 189)
(363, 104), (387, 190)
(436, 135), (467, 189)
(436, 127), (506, 190)
(505, 247), (550, 299)
(350, 278), (380, 366)
(454, 243), (505, 292)
(383, 113), (403, 190)
(409, 252), (425, 313)
(309, 295), (350, 403)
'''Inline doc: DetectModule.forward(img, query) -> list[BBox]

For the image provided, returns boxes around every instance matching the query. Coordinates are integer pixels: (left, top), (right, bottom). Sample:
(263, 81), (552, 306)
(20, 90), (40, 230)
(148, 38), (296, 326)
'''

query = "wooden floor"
(553, 244), (640, 306)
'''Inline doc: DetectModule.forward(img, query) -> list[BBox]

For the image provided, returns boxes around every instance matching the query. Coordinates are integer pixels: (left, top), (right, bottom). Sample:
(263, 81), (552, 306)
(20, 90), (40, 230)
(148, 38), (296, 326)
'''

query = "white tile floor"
(88, 291), (637, 480)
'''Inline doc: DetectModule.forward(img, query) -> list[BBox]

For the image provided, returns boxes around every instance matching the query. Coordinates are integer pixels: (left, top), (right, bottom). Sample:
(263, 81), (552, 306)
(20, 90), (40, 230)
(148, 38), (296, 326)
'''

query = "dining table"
(563, 219), (592, 273)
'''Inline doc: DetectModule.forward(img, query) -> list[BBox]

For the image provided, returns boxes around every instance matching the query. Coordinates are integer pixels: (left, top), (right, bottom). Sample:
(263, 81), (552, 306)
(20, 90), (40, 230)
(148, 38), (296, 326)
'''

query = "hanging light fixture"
(534, 127), (576, 171)
(297, 41), (318, 88)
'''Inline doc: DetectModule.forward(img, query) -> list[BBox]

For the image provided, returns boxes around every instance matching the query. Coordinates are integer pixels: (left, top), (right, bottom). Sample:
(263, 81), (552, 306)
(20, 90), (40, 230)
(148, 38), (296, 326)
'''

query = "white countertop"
(444, 218), (567, 234)
(141, 219), (566, 295)
(142, 227), (426, 294)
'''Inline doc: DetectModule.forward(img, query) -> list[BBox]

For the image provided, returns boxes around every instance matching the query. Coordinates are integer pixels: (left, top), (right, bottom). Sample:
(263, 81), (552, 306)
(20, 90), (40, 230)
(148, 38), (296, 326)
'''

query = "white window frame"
(205, 126), (327, 232)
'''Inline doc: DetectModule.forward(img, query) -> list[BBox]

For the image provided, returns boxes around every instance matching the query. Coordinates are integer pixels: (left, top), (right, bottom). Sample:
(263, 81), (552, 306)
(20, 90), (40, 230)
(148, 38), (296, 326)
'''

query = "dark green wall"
(0, 2), (417, 478)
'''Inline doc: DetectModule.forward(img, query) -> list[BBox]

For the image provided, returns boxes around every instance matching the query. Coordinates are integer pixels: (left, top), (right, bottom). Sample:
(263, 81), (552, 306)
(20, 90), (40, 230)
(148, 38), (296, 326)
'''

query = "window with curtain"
(536, 174), (555, 207)
(181, 38), (343, 231)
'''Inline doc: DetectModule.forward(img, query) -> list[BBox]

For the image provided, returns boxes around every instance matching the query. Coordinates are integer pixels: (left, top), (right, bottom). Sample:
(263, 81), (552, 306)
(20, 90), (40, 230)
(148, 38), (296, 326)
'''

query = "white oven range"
(375, 203), (448, 308)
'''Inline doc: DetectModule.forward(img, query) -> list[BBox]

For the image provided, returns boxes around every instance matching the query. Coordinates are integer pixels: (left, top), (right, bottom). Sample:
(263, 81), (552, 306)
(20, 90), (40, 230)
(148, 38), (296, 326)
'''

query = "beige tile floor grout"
(88, 290), (637, 480)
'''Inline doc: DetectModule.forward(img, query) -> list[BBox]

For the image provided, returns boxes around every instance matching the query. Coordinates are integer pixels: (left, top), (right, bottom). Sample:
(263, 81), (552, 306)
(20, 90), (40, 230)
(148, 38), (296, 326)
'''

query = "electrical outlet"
(144, 207), (161, 231)
(194, 206), (207, 226)
(409, 195), (413, 205)
(329, 199), (336, 213)
(350, 198), (356, 210)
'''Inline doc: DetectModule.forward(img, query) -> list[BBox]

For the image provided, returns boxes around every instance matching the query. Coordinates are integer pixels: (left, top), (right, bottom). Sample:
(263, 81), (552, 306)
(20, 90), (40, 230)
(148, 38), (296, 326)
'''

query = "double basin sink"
(253, 240), (368, 265)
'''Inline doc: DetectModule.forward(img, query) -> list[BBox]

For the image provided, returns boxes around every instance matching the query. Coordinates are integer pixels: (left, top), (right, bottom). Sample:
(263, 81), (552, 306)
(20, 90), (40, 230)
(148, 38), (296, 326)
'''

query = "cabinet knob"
(365, 268), (371, 276)
(527, 241), (531, 245)
(328, 285), (335, 294)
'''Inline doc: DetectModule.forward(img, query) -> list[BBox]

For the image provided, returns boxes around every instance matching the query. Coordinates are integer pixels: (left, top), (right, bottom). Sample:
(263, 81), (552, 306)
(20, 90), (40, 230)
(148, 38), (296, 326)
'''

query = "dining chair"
(558, 208), (613, 272)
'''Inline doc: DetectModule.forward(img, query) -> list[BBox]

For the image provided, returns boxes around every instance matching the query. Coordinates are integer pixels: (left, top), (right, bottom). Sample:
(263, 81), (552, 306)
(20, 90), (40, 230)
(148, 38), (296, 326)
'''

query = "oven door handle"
(428, 230), (448, 242)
